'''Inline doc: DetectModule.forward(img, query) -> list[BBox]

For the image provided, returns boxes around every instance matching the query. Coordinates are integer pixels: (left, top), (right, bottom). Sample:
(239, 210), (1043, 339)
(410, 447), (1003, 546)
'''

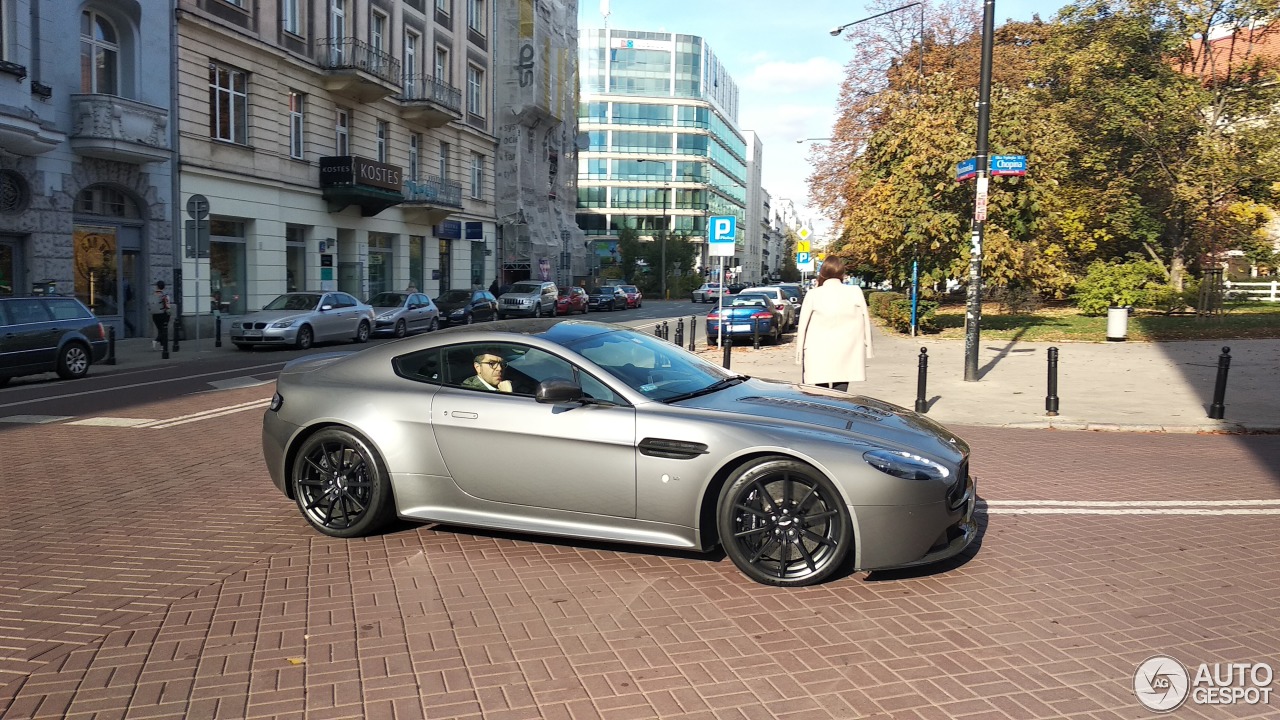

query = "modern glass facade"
(576, 28), (747, 271)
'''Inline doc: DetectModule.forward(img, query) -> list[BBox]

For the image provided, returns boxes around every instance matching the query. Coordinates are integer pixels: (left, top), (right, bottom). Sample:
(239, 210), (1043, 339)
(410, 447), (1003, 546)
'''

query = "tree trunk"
(1170, 252), (1186, 291)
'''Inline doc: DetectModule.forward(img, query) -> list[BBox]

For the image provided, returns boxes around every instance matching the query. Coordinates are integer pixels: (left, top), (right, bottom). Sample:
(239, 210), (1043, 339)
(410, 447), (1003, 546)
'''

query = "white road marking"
(980, 499), (1280, 515)
(142, 398), (271, 429)
(66, 417), (157, 427)
(208, 377), (274, 391)
(0, 362), (286, 410)
(985, 499), (1280, 507)
(984, 507), (1280, 515)
(0, 414), (72, 424)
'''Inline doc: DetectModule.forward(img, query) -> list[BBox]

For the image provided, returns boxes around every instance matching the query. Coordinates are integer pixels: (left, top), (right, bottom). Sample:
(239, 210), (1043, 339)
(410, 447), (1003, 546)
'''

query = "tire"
(295, 325), (314, 350)
(394, 319), (408, 338)
(290, 427), (396, 538)
(234, 342), (251, 351)
(464, 313), (474, 325)
(427, 317), (438, 332)
(354, 321), (371, 343)
(716, 457), (852, 587)
(56, 343), (91, 380)
(534, 304), (543, 318)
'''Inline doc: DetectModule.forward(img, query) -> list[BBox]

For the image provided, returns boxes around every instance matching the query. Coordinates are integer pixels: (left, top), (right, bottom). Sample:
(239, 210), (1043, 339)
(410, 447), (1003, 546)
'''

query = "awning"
(322, 185), (404, 217)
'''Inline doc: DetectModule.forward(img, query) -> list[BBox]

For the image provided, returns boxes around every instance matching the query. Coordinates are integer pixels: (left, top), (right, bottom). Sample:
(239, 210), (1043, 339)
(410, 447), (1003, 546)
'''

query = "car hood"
(435, 299), (469, 311)
(501, 292), (541, 301)
(238, 309), (313, 324)
(371, 305), (405, 313)
(672, 377), (968, 462)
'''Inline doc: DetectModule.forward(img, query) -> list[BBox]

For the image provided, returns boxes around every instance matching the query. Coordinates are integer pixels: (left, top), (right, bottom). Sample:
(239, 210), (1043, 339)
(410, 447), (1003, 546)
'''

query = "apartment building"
(175, 0), (497, 327)
(0, 0), (175, 338)
(576, 27), (748, 277)
(742, 130), (765, 285)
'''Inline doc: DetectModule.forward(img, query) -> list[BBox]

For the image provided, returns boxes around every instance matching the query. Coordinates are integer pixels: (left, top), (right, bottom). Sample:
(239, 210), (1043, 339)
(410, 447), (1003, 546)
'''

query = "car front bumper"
(853, 471), (977, 571)
(230, 326), (300, 345)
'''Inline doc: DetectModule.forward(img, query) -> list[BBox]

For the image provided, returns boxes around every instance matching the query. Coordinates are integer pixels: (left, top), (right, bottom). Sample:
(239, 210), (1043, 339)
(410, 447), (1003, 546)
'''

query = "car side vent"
(638, 438), (709, 460)
(737, 396), (891, 423)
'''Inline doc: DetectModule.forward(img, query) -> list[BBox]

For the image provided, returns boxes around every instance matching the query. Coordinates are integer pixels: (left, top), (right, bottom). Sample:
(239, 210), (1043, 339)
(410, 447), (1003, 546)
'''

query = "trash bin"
(1106, 305), (1129, 342)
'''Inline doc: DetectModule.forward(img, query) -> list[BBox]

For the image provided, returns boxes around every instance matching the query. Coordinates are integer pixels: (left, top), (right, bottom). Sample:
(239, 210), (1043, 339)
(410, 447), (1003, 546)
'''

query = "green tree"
(615, 227), (642, 283)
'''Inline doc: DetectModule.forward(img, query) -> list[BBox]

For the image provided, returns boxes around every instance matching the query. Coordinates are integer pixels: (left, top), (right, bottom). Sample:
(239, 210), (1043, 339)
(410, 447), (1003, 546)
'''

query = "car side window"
(46, 298), (92, 320)
(336, 294), (357, 308)
(7, 299), (52, 324)
(0, 302), (10, 326)
(319, 294), (336, 309)
(392, 347), (444, 385)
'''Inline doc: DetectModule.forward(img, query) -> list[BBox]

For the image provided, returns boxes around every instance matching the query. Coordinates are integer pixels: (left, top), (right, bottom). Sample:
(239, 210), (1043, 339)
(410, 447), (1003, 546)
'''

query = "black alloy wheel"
(56, 343), (91, 379)
(394, 319), (408, 338)
(717, 457), (851, 587)
(295, 325), (314, 350)
(290, 428), (395, 538)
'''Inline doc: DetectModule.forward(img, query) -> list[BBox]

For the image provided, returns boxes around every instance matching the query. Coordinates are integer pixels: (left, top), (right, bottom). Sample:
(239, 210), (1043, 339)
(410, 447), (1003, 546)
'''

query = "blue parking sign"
(708, 216), (736, 257)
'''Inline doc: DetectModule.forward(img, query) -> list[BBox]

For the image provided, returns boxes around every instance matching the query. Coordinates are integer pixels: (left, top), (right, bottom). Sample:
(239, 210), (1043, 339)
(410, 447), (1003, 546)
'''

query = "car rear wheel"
(354, 321), (371, 343)
(394, 319), (408, 338)
(290, 427), (395, 538)
(56, 343), (91, 380)
(465, 314), (474, 325)
(295, 325), (314, 350)
(717, 457), (852, 587)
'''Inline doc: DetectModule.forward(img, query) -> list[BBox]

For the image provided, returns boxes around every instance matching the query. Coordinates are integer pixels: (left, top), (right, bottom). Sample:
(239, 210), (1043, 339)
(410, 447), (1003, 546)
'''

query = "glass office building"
(576, 29), (747, 272)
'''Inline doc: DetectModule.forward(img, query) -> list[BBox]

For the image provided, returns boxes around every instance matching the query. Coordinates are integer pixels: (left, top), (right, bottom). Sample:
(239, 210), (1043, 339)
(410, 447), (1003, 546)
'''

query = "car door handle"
(448, 411), (478, 419)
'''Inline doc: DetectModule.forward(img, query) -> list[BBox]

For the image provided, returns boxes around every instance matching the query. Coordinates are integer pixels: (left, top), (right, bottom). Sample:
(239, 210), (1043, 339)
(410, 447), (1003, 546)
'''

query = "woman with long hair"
(794, 256), (873, 391)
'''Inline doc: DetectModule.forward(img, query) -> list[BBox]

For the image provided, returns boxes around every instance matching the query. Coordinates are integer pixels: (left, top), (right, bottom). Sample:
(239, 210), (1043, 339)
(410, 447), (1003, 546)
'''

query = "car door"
(407, 294), (426, 332)
(428, 342), (638, 517)
(1, 298), (57, 372)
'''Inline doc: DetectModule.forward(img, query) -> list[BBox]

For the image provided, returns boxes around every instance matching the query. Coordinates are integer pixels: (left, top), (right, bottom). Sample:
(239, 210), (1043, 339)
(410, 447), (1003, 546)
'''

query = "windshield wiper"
(663, 375), (748, 403)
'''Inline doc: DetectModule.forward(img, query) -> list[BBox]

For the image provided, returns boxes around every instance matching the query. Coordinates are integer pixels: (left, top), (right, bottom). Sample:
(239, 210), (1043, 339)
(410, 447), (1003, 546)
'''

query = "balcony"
(314, 38), (402, 103)
(401, 175), (463, 225)
(398, 74), (462, 128)
(69, 94), (169, 164)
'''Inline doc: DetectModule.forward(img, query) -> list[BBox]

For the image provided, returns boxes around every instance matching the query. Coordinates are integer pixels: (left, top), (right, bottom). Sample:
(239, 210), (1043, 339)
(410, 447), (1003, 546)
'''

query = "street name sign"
(956, 158), (977, 182)
(991, 154), (1027, 176)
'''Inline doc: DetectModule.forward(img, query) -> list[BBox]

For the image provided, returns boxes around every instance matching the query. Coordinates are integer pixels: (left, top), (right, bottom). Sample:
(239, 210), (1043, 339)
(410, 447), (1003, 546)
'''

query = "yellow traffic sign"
(798, 226), (812, 241)
(796, 240), (811, 254)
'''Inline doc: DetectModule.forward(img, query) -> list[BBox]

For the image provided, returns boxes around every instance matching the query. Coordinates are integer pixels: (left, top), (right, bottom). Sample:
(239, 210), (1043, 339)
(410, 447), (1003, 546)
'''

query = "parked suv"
(498, 281), (558, 318)
(0, 295), (109, 385)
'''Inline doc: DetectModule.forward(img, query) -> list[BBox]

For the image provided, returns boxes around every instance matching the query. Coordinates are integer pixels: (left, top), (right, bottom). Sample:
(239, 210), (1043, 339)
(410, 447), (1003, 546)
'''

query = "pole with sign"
(708, 216), (737, 350)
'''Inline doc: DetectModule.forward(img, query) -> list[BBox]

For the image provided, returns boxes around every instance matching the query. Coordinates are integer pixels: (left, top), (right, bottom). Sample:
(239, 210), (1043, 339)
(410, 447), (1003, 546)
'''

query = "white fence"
(1223, 280), (1280, 301)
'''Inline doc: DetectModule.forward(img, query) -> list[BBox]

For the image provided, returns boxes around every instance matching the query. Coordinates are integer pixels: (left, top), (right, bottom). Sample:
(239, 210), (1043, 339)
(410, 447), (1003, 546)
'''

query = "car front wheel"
(56, 343), (91, 379)
(394, 319), (407, 338)
(354, 321), (371, 343)
(290, 427), (395, 538)
(295, 325), (314, 350)
(716, 456), (852, 587)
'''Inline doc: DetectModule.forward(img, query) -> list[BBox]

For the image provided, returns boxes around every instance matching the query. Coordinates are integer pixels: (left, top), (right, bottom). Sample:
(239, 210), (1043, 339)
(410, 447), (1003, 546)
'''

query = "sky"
(579, 0), (1070, 238)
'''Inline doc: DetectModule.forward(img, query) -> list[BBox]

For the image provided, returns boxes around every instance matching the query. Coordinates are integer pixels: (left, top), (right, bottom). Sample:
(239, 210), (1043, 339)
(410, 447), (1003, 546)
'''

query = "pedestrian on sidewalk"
(795, 256), (874, 392)
(148, 280), (171, 351)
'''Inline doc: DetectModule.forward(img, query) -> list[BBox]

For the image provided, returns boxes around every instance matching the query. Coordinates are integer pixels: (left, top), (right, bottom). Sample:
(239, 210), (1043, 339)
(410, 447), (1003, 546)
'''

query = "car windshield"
(743, 287), (780, 299)
(566, 328), (742, 403)
(558, 288), (573, 297)
(437, 290), (471, 303)
(262, 294), (320, 311)
(620, 286), (638, 293)
(510, 282), (542, 293)
(367, 293), (407, 307)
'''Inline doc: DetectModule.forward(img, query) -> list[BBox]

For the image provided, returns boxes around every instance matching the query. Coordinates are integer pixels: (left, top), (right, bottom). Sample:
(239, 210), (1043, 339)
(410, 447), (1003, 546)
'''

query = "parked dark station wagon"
(0, 295), (109, 385)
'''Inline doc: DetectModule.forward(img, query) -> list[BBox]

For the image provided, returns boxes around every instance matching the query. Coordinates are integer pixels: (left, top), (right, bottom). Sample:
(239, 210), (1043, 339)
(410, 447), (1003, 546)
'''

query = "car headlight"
(271, 320), (296, 328)
(230, 321), (241, 329)
(520, 299), (533, 305)
(377, 311), (396, 320)
(269, 392), (284, 412)
(450, 308), (466, 316)
(862, 449), (951, 482)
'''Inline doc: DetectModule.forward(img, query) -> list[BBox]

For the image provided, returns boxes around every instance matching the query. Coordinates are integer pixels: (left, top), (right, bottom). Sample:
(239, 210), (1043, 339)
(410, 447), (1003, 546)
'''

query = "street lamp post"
(638, 158), (671, 299)
(830, 2), (925, 78)
(964, 0), (996, 382)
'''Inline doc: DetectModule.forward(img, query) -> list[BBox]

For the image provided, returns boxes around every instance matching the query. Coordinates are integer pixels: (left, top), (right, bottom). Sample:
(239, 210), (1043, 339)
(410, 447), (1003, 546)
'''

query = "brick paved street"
(1, 386), (1278, 719)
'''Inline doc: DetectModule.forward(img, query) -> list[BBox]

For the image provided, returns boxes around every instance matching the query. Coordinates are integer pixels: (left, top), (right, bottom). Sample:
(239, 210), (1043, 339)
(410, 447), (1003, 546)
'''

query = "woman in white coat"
(795, 256), (873, 391)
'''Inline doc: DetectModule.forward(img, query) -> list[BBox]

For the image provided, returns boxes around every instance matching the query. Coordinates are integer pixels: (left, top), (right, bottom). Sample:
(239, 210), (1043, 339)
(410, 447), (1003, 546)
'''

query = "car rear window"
(45, 298), (92, 320)
(4, 298), (52, 324)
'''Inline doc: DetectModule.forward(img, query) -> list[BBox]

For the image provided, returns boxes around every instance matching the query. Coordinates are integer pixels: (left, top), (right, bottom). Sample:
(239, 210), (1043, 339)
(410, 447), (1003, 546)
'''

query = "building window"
(209, 63), (248, 144)
(282, 0), (300, 35)
(80, 10), (119, 94)
(376, 120), (388, 163)
(370, 10), (386, 55)
(470, 153), (483, 199)
(209, 219), (248, 316)
(330, 0), (346, 50)
(466, 0), (483, 34)
(289, 91), (305, 159)
(404, 31), (419, 88)
(409, 133), (420, 182)
(436, 0), (449, 14)
(434, 47), (448, 82)
(335, 108), (349, 155)
(466, 65), (483, 116)
(439, 141), (450, 180)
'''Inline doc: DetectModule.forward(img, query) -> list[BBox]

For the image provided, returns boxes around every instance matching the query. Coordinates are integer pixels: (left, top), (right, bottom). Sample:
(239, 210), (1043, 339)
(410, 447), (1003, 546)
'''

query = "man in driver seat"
(463, 351), (514, 392)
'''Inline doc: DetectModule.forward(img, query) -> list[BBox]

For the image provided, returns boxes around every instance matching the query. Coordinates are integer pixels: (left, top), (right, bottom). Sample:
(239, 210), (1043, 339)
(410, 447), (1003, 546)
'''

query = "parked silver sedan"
(230, 291), (374, 350)
(367, 291), (439, 338)
(261, 319), (976, 587)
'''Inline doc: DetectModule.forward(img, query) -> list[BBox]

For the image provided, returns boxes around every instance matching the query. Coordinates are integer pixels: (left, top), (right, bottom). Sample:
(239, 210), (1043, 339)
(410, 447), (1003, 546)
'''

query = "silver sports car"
(262, 320), (976, 587)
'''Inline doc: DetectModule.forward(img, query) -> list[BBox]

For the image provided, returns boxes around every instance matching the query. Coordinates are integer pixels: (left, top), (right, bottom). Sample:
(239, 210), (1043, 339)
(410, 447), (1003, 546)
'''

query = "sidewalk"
(101, 314), (1280, 433)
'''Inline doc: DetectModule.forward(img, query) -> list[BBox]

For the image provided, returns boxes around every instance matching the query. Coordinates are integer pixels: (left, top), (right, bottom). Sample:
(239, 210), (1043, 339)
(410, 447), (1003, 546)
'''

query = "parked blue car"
(705, 293), (784, 346)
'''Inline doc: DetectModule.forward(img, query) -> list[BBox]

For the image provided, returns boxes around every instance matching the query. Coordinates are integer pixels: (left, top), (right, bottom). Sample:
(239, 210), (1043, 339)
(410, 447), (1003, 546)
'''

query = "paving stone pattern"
(1, 388), (1279, 719)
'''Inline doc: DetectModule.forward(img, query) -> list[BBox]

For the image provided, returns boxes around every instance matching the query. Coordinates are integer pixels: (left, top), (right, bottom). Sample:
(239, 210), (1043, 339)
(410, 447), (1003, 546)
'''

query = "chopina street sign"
(991, 154), (1028, 177)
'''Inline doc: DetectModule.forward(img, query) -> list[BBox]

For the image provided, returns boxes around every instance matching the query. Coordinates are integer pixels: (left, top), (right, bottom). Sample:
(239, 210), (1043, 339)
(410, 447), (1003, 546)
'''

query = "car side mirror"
(320, 304), (333, 312)
(536, 378), (585, 404)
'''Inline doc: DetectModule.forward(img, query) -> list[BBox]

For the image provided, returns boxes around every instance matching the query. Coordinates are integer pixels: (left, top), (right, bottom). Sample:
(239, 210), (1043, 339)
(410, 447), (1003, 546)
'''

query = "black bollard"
(1208, 346), (1231, 419)
(662, 321), (669, 340)
(105, 325), (117, 365)
(172, 316), (180, 352)
(689, 315), (696, 351)
(653, 323), (662, 338)
(1046, 347), (1060, 416)
(675, 319), (684, 348)
(160, 324), (169, 360)
(215, 315), (222, 348)
(914, 347), (929, 413)
(722, 333), (732, 369)
(752, 317), (761, 349)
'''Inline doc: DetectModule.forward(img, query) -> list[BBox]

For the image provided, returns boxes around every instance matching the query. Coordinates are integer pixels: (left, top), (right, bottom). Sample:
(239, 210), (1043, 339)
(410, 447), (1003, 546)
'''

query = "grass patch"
(923, 301), (1280, 342)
